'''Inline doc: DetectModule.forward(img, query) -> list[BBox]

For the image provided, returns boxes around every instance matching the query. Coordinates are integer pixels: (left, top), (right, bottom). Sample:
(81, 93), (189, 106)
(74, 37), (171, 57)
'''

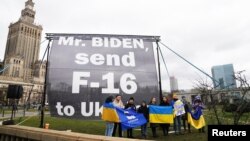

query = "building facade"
(0, 0), (45, 105)
(211, 64), (236, 89)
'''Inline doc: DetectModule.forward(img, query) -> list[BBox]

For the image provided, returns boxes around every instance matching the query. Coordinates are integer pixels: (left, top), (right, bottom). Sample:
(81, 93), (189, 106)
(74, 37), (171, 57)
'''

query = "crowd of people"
(104, 94), (205, 139)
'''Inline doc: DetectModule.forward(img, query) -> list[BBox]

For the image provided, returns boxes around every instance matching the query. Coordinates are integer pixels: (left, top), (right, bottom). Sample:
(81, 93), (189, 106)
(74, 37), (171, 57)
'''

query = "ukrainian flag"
(102, 103), (120, 122)
(149, 105), (173, 123)
(187, 107), (206, 129)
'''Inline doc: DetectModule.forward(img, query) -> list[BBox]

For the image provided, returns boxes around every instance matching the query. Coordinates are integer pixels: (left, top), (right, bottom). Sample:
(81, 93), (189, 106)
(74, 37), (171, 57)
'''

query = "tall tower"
(3, 0), (43, 80)
(170, 76), (178, 92)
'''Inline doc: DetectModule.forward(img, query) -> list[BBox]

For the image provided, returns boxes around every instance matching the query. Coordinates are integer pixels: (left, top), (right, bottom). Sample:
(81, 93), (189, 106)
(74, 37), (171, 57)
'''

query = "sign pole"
(155, 38), (163, 103)
(39, 37), (52, 128)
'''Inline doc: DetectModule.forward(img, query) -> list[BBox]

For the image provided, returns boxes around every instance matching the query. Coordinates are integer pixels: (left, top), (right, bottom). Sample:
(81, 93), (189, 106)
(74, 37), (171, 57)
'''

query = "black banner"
(47, 34), (159, 119)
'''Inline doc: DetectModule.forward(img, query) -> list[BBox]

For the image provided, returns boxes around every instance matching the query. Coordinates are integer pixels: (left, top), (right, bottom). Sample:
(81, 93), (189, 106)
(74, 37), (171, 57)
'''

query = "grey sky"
(1, 0), (249, 91)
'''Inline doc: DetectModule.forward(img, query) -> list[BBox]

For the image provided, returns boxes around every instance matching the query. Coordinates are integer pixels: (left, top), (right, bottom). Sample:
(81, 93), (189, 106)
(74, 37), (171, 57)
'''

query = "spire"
(20, 0), (36, 23)
(25, 0), (35, 10)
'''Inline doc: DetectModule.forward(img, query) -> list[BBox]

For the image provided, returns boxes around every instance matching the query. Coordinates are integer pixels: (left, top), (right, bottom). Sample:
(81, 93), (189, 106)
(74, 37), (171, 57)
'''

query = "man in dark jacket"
(138, 101), (149, 139)
(181, 96), (191, 133)
(125, 97), (136, 138)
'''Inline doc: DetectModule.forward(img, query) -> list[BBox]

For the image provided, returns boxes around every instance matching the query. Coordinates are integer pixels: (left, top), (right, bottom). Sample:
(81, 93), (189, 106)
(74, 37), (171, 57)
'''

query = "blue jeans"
(174, 116), (182, 134)
(141, 123), (147, 137)
(105, 122), (114, 136)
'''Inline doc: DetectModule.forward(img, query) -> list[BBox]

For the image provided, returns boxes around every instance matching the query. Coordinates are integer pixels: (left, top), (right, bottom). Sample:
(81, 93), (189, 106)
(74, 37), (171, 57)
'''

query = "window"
(16, 67), (19, 77)
(12, 66), (15, 76)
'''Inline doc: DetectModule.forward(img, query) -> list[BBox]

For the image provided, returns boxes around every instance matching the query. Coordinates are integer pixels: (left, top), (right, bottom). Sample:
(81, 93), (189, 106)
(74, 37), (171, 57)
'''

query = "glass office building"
(211, 64), (236, 89)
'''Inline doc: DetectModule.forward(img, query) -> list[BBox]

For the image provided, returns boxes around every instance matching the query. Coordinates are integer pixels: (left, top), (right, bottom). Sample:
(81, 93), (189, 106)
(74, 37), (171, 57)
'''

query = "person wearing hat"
(172, 94), (185, 135)
(181, 96), (191, 133)
(125, 97), (136, 138)
(192, 95), (205, 133)
(192, 95), (204, 111)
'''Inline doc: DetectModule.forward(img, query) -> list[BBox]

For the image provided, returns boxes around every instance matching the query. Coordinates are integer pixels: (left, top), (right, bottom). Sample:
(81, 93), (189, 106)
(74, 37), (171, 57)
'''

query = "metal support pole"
(39, 37), (52, 128)
(156, 39), (163, 102)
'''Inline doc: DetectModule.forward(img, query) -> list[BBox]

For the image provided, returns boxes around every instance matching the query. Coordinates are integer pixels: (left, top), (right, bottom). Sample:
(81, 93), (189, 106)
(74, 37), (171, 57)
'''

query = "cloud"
(1, 0), (250, 90)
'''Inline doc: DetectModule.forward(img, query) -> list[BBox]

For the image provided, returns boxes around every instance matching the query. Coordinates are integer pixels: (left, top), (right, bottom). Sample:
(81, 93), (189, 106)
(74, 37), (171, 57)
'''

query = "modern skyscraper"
(170, 76), (178, 92)
(3, 0), (42, 80)
(211, 64), (236, 89)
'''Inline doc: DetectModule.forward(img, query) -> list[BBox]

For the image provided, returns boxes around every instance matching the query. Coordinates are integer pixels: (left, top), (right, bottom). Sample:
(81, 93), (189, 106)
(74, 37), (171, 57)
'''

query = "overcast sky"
(1, 0), (249, 91)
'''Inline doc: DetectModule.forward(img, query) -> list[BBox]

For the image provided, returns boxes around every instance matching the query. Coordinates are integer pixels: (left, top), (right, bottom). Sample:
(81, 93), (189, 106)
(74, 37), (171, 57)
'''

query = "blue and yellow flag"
(149, 105), (173, 123)
(187, 107), (206, 129)
(102, 103), (120, 122)
(102, 103), (147, 130)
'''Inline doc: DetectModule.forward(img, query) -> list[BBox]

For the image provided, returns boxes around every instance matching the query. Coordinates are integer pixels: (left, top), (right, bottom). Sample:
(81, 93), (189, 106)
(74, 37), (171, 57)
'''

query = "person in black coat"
(138, 101), (149, 139)
(124, 97), (136, 138)
(149, 97), (158, 138)
(181, 96), (191, 133)
(159, 96), (170, 136)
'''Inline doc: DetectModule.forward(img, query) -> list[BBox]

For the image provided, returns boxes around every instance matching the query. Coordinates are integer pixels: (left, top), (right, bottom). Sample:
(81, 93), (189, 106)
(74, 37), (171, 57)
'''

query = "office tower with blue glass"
(211, 64), (236, 89)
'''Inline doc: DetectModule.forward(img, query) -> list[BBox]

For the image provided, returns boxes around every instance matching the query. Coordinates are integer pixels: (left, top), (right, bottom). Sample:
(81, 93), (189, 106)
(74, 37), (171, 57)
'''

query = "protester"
(124, 97), (136, 111)
(104, 96), (115, 136)
(181, 96), (191, 133)
(138, 101), (149, 139)
(112, 94), (124, 137)
(172, 94), (185, 135)
(159, 96), (170, 136)
(149, 97), (158, 138)
(192, 95), (205, 133)
(124, 97), (136, 138)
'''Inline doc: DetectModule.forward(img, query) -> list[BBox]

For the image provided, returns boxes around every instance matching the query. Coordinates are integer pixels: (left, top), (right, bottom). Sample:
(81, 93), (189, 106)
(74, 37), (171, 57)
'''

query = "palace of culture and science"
(0, 0), (46, 105)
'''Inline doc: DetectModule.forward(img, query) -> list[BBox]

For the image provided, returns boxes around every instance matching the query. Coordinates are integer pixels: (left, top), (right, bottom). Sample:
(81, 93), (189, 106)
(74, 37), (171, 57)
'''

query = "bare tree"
(195, 71), (250, 125)
(231, 71), (250, 125)
(195, 79), (222, 125)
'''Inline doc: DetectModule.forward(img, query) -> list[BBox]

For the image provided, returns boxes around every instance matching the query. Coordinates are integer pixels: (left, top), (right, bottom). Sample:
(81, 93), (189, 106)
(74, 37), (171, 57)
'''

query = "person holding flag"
(102, 95), (147, 138)
(159, 96), (170, 136)
(138, 101), (149, 139)
(172, 94), (185, 135)
(149, 97), (158, 138)
(124, 97), (136, 138)
(191, 95), (205, 133)
(103, 96), (115, 136)
(112, 94), (124, 137)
